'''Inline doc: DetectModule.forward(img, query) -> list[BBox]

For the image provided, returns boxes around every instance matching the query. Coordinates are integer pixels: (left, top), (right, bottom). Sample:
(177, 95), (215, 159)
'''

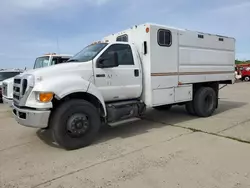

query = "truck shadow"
(36, 100), (247, 149)
(97, 100), (247, 142)
(36, 129), (61, 149)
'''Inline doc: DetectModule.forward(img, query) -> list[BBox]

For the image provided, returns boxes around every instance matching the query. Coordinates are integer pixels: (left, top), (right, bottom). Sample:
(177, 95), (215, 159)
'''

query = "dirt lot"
(1, 82), (250, 188)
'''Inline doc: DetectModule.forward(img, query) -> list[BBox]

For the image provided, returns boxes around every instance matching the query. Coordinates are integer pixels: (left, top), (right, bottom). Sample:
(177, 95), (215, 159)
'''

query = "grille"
(14, 86), (20, 92)
(13, 78), (28, 104)
(22, 79), (27, 95)
(2, 83), (7, 96)
(13, 83), (21, 102)
(13, 94), (20, 100)
(14, 78), (21, 84)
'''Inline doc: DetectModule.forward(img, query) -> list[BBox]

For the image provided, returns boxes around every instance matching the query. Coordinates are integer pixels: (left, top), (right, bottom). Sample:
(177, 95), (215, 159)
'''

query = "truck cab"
(240, 67), (250, 81)
(2, 53), (72, 106)
(33, 53), (72, 69)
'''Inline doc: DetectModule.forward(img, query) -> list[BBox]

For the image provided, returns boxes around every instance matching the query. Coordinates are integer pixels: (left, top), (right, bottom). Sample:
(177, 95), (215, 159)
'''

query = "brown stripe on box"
(151, 71), (234, 76)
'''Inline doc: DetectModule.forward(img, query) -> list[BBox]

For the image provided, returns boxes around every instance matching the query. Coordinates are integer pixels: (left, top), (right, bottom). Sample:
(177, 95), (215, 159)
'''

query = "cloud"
(0, 0), (249, 69)
(213, 1), (250, 12)
(236, 53), (250, 61)
(2, 0), (113, 11)
(86, 0), (113, 6)
(7, 0), (65, 9)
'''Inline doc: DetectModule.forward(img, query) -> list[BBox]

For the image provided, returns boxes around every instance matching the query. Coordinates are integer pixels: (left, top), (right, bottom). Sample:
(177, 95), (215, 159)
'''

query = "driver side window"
(51, 57), (69, 65)
(99, 44), (134, 67)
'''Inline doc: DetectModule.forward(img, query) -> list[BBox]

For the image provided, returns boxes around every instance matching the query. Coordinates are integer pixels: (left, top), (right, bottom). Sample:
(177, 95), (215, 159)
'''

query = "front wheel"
(50, 99), (101, 150)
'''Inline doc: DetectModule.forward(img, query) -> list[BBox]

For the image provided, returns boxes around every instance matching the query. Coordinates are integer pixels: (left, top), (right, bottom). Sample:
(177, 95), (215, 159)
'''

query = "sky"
(0, 0), (249, 69)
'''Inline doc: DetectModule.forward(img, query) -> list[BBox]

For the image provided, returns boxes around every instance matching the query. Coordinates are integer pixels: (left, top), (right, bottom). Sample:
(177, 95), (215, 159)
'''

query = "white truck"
(0, 69), (23, 102)
(12, 23), (235, 150)
(2, 53), (72, 107)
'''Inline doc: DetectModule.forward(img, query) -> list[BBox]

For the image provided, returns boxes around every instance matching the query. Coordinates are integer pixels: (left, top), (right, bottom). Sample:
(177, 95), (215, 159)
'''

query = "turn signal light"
(39, 92), (54, 103)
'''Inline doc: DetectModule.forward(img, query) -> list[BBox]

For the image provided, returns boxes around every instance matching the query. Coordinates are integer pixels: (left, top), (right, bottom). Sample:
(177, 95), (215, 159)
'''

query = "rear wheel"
(153, 105), (172, 111)
(185, 101), (196, 115)
(50, 99), (101, 150)
(193, 87), (217, 117)
(244, 76), (250, 81)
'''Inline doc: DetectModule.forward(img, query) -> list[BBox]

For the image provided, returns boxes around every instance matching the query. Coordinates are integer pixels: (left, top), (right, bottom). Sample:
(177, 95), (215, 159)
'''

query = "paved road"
(0, 82), (250, 188)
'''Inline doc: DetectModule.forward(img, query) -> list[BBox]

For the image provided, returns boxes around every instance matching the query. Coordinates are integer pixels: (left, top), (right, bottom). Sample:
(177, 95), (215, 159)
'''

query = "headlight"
(37, 92), (54, 103)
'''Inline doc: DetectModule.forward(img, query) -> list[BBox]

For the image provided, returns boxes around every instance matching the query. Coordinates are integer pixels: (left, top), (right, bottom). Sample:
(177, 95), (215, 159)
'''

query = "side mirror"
(97, 52), (118, 68)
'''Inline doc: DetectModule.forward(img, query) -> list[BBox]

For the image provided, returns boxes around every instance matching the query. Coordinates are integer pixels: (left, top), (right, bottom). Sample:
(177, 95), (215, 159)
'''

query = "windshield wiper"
(67, 59), (79, 62)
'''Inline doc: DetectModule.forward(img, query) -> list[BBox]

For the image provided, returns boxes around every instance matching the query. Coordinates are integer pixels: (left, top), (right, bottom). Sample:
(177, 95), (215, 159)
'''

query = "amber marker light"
(39, 92), (54, 103)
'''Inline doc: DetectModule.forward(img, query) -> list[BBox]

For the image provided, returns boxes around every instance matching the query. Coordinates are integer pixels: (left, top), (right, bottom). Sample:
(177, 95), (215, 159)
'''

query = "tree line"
(235, 60), (250, 64)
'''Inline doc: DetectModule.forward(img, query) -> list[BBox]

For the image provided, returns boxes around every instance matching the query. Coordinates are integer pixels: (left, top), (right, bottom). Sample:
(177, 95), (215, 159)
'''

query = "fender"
(25, 75), (89, 109)
(58, 82), (107, 117)
(58, 83), (107, 117)
(26, 75), (107, 116)
(86, 83), (107, 116)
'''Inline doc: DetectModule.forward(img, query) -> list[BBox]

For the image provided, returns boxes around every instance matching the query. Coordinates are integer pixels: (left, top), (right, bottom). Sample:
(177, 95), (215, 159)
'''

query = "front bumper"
(12, 105), (51, 129)
(2, 97), (13, 107)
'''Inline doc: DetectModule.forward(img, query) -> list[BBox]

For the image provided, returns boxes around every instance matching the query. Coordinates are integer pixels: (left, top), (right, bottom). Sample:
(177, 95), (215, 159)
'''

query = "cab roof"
(40, 53), (73, 58)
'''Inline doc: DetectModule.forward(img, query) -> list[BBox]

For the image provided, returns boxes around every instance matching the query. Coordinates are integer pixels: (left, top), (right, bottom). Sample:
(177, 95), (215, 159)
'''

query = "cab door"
(93, 43), (142, 102)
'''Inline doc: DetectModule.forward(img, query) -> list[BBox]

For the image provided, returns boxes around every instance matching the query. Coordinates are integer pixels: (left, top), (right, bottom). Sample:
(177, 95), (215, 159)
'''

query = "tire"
(153, 105), (172, 111)
(185, 101), (196, 115)
(244, 76), (250, 82)
(100, 122), (112, 131)
(193, 87), (217, 117)
(50, 99), (101, 150)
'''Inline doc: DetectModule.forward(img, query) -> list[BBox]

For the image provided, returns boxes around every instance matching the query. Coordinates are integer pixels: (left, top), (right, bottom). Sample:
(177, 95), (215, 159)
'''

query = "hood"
(2, 77), (14, 84)
(18, 61), (93, 81)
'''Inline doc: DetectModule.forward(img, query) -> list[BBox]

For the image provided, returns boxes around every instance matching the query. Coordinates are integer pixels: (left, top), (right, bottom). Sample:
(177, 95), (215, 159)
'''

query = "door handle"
(134, 69), (139, 77)
(96, 74), (105, 77)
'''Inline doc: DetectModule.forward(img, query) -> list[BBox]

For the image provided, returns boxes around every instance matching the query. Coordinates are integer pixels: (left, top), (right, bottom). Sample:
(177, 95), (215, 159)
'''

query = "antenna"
(56, 37), (61, 54)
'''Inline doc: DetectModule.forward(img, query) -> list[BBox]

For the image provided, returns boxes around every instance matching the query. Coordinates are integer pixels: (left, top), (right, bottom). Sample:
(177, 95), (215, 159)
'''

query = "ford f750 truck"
(12, 23), (235, 150)
(2, 53), (72, 107)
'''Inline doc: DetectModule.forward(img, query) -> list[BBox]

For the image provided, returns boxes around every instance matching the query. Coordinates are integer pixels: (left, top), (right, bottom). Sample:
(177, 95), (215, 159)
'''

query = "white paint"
(1, 77), (14, 98)
(105, 23), (234, 107)
(93, 43), (143, 102)
(2, 54), (72, 102)
(174, 85), (192, 103)
(24, 62), (93, 109)
(152, 88), (174, 106)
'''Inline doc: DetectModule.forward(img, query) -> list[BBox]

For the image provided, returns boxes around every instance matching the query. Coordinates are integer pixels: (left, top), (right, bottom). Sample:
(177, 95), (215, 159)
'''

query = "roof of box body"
(108, 23), (235, 40)
(147, 23), (235, 39)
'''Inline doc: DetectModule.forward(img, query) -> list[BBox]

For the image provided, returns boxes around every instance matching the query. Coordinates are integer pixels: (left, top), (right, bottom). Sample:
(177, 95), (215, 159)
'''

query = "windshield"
(68, 43), (108, 63)
(0, 72), (21, 81)
(34, 56), (50, 69)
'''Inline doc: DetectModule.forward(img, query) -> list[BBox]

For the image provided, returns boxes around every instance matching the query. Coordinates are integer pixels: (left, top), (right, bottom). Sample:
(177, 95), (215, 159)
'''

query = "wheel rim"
(66, 113), (90, 137)
(245, 77), (250, 81)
